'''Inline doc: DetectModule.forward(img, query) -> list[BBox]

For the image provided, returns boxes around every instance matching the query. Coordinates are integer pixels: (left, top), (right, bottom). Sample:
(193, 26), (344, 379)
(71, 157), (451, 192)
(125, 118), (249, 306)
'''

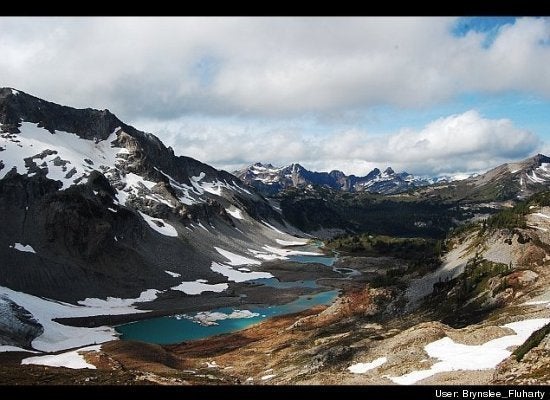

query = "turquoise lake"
(116, 252), (339, 344)
(116, 290), (339, 344)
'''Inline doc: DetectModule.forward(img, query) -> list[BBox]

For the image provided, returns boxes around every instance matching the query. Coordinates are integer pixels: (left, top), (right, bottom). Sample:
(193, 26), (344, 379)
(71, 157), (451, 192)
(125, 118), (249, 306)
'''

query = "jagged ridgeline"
(235, 162), (439, 196)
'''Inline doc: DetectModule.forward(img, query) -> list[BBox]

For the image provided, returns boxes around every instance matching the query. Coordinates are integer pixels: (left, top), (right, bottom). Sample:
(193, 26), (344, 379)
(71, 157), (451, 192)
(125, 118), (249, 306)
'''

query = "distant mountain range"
(234, 162), (449, 196)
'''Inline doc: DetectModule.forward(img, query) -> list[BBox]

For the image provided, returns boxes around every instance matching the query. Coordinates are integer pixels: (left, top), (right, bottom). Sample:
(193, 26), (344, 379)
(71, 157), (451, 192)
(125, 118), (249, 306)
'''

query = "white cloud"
(0, 17), (547, 176)
(135, 110), (540, 177)
(0, 17), (549, 120)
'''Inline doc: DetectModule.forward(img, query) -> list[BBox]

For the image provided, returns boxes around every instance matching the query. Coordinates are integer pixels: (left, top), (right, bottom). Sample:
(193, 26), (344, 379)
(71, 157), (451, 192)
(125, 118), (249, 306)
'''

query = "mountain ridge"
(234, 161), (437, 196)
(0, 87), (291, 304)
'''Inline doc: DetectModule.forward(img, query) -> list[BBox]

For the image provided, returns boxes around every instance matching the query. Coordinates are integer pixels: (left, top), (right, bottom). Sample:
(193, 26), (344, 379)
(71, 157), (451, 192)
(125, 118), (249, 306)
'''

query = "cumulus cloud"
(136, 110), (541, 177)
(0, 17), (550, 119)
(0, 17), (547, 176)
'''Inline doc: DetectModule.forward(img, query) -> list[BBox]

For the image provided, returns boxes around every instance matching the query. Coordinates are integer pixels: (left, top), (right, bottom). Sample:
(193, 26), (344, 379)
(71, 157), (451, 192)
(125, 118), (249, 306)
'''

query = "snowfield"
(211, 262), (273, 282)
(275, 238), (309, 246)
(0, 285), (160, 352)
(348, 357), (387, 374)
(0, 345), (37, 353)
(215, 247), (261, 266)
(10, 243), (36, 253)
(171, 279), (228, 295)
(0, 122), (120, 187)
(226, 207), (244, 220)
(389, 318), (550, 385)
(22, 345), (101, 369)
(138, 211), (178, 237)
(77, 289), (160, 309)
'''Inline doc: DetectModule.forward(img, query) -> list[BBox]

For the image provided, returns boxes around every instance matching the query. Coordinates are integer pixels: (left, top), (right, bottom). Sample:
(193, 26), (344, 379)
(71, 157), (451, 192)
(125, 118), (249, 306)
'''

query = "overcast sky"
(1, 16), (550, 177)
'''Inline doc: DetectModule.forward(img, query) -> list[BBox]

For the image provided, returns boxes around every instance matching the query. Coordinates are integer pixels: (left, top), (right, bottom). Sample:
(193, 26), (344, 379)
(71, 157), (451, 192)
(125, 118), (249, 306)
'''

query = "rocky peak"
(329, 170), (346, 179)
(530, 154), (550, 167)
(365, 168), (381, 180)
(236, 162), (431, 196)
(0, 87), (122, 142)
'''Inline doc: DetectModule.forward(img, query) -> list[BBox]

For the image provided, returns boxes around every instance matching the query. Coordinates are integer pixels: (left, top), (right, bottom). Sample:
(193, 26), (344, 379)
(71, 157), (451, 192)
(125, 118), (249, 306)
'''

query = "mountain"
(0, 87), (300, 310)
(419, 153), (550, 202)
(275, 154), (550, 239)
(234, 162), (432, 196)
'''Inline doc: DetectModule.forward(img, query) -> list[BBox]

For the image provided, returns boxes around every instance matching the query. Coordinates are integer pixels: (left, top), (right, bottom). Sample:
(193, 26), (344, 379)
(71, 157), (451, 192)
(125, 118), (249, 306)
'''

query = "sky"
(1, 16), (550, 177)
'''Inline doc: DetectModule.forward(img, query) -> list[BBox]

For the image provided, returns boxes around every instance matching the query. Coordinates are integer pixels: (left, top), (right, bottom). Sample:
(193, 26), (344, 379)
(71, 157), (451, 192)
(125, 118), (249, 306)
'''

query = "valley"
(0, 88), (549, 386)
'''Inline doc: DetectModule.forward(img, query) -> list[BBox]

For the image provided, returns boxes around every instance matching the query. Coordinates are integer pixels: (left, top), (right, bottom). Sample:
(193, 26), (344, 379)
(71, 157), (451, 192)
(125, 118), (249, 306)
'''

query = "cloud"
(0, 17), (546, 176)
(0, 17), (550, 120)
(135, 110), (541, 177)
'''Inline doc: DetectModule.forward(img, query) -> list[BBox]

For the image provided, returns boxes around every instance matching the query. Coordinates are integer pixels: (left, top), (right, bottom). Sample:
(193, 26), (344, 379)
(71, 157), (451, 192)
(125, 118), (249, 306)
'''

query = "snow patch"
(389, 318), (550, 385)
(226, 207), (244, 220)
(261, 220), (285, 234)
(0, 284), (162, 352)
(197, 222), (210, 232)
(22, 345), (101, 369)
(348, 357), (387, 373)
(125, 172), (156, 190)
(171, 280), (228, 295)
(155, 168), (199, 206)
(138, 211), (178, 237)
(211, 262), (273, 282)
(261, 374), (276, 381)
(522, 300), (550, 306)
(192, 172), (206, 182)
(248, 249), (281, 261)
(0, 122), (120, 188)
(215, 247), (261, 266)
(182, 309), (260, 326)
(528, 225), (548, 232)
(275, 238), (309, 246)
(527, 171), (546, 184)
(11, 243), (36, 253)
(0, 345), (37, 353)
(165, 270), (181, 278)
(262, 245), (319, 257)
(77, 288), (160, 309)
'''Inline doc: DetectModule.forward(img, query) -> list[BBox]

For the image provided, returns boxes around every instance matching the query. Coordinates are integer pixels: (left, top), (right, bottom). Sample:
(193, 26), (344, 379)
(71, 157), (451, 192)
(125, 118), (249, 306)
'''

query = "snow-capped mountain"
(417, 154), (550, 202)
(466, 153), (550, 199)
(234, 162), (432, 196)
(0, 88), (317, 351)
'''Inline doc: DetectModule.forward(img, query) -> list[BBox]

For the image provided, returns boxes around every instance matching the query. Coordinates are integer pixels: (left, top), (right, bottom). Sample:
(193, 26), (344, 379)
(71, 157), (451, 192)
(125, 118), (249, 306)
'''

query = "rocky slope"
(418, 154), (550, 202)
